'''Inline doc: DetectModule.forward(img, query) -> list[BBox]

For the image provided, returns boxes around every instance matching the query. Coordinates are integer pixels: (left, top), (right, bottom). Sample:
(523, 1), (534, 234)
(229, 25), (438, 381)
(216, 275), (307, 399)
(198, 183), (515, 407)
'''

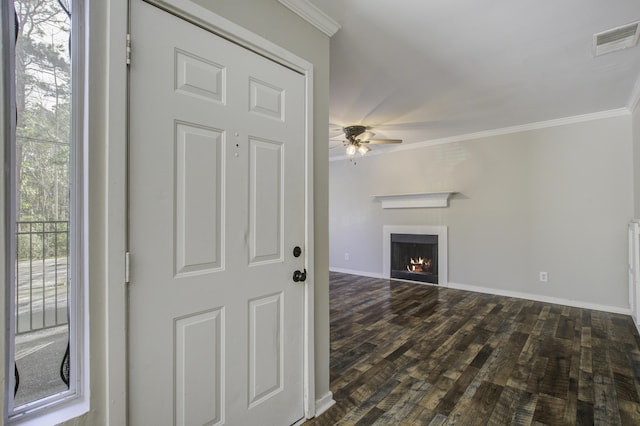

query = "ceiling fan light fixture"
(358, 144), (371, 155)
(337, 125), (403, 157)
(343, 125), (367, 140)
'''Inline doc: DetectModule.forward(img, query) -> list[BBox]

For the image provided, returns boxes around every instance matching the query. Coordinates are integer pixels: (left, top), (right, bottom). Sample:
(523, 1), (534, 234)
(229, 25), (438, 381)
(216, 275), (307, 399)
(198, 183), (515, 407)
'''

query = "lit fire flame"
(406, 257), (432, 273)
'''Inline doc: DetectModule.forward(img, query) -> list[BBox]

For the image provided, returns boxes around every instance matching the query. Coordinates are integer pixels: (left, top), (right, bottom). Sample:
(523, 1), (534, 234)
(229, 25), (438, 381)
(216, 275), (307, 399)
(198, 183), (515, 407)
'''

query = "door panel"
(249, 138), (283, 264)
(175, 49), (225, 103)
(175, 122), (224, 276)
(249, 78), (284, 121)
(129, 1), (306, 424)
(248, 292), (283, 408)
(175, 308), (224, 426)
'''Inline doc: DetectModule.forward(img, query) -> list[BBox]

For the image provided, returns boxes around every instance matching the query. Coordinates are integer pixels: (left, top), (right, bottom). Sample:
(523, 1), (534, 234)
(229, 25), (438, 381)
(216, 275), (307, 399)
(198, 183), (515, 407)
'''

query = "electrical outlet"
(539, 272), (548, 282)
(344, 253), (350, 261)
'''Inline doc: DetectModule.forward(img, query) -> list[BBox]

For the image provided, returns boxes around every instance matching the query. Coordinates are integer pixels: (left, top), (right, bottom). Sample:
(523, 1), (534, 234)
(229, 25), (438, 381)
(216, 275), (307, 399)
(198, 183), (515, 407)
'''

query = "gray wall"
(330, 115), (634, 309)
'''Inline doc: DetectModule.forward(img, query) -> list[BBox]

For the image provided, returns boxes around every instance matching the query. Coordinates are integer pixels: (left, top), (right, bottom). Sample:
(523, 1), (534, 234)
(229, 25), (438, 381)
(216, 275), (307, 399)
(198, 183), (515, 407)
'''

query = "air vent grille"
(596, 23), (638, 45)
(593, 21), (640, 56)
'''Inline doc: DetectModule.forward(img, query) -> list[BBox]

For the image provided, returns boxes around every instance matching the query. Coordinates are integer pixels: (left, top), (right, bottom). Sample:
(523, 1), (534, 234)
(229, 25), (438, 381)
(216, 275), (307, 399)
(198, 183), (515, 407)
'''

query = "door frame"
(128, 0), (316, 419)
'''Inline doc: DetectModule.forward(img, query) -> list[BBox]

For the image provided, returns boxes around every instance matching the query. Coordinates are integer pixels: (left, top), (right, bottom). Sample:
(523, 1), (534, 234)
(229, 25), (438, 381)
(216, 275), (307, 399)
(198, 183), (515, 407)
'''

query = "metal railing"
(15, 221), (69, 334)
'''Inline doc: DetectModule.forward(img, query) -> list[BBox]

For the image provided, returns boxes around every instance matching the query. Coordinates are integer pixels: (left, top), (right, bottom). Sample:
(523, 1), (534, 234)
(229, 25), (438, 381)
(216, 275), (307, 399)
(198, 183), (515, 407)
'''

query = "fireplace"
(383, 225), (448, 286)
(390, 233), (438, 284)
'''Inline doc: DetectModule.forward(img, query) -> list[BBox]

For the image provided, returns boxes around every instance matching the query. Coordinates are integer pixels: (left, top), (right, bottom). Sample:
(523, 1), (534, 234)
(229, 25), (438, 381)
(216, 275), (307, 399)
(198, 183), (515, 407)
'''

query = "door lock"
(293, 269), (307, 283)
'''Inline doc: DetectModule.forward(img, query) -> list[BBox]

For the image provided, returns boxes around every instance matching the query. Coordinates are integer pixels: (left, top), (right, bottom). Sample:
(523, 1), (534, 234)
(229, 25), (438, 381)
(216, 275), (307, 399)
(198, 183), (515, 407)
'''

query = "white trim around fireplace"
(383, 225), (448, 287)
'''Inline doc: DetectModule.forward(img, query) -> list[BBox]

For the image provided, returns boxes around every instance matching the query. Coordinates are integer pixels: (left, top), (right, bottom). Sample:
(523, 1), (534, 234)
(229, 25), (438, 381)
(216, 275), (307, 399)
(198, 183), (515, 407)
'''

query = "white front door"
(128, 1), (307, 424)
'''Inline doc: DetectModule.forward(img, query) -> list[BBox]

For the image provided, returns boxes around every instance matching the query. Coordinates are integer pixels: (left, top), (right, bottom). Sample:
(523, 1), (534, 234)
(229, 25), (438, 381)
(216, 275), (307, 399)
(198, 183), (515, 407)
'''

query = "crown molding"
(330, 108), (631, 162)
(279, 0), (341, 37)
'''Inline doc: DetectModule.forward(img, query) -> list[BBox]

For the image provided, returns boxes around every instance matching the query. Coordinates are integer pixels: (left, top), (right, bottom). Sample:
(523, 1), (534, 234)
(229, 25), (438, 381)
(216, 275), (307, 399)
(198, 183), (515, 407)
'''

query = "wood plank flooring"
(305, 272), (640, 425)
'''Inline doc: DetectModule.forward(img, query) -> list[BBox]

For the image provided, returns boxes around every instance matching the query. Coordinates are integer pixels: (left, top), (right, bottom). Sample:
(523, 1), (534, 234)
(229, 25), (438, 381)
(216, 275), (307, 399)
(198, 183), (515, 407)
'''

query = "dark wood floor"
(306, 272), (640, 425)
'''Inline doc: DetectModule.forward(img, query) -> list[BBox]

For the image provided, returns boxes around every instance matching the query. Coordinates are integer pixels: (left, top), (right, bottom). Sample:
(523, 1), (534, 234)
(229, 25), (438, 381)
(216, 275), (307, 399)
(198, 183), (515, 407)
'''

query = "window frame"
(3, 0), (89, 423)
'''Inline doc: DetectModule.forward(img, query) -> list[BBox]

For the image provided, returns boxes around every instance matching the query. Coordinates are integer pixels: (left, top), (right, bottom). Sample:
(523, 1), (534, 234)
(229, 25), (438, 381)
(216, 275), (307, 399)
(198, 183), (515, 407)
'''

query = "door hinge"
(125, 251), (131, 284)
(126, 33), (131, 65)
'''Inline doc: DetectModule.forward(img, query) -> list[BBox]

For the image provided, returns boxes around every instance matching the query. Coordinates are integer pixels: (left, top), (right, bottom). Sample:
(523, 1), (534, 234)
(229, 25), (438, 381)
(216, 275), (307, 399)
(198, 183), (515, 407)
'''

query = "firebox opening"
(390, 233), (438, 284)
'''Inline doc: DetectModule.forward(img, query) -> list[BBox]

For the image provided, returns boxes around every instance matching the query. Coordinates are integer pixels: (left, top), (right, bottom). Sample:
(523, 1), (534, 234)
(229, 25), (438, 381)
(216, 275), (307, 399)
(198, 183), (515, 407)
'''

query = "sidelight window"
(3, 0), (87, 423)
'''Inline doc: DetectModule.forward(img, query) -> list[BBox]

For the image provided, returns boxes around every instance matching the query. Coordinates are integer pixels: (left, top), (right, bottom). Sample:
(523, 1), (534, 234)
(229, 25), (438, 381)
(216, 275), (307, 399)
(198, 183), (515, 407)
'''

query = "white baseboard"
(329, 267), (383, 279)
(448, 282), (632, 316)
(328, 270), (632, 316)
(314, 391), (336, 417)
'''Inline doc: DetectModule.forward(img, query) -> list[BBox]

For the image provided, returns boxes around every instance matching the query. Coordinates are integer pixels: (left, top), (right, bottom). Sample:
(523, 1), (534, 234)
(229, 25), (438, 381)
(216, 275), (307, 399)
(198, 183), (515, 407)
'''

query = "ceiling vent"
(593, 21), (640, 56)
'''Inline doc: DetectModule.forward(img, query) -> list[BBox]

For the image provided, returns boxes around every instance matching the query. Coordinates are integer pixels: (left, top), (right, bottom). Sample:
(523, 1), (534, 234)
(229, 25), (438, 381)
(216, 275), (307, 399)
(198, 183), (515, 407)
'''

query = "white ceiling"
(306, 0), (640, 156)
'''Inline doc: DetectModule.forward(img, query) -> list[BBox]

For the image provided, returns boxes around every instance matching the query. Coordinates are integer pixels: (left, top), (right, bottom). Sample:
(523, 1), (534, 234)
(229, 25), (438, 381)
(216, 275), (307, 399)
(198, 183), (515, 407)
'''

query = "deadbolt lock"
(293, 269), (307, 283)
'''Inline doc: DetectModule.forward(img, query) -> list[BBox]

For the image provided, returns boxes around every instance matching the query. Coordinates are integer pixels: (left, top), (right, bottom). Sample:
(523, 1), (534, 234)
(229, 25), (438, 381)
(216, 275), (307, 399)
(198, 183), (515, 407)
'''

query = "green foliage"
(15, 0), (72, 222)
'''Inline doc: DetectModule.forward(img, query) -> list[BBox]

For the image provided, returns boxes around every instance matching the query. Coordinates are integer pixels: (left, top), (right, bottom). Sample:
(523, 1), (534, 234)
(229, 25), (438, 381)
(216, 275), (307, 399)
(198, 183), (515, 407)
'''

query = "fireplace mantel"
(373, 191), (454, 209)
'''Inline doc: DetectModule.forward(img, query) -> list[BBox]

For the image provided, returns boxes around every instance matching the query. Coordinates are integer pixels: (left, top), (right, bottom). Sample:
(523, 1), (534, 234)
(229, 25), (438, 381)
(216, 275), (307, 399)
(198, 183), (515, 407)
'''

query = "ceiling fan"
(333, 125), (402, 157)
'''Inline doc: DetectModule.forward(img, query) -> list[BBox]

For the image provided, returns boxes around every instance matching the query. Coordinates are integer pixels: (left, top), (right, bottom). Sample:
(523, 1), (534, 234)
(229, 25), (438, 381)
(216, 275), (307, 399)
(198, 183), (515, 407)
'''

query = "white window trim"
(3, 0), (90, 424)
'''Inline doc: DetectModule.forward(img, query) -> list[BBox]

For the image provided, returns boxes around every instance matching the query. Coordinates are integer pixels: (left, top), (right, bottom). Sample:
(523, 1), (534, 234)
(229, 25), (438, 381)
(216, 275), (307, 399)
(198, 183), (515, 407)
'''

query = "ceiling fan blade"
(330, 133), (346, 141)
(358, 131), (376, 141)
(363, 139), (402, 144)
